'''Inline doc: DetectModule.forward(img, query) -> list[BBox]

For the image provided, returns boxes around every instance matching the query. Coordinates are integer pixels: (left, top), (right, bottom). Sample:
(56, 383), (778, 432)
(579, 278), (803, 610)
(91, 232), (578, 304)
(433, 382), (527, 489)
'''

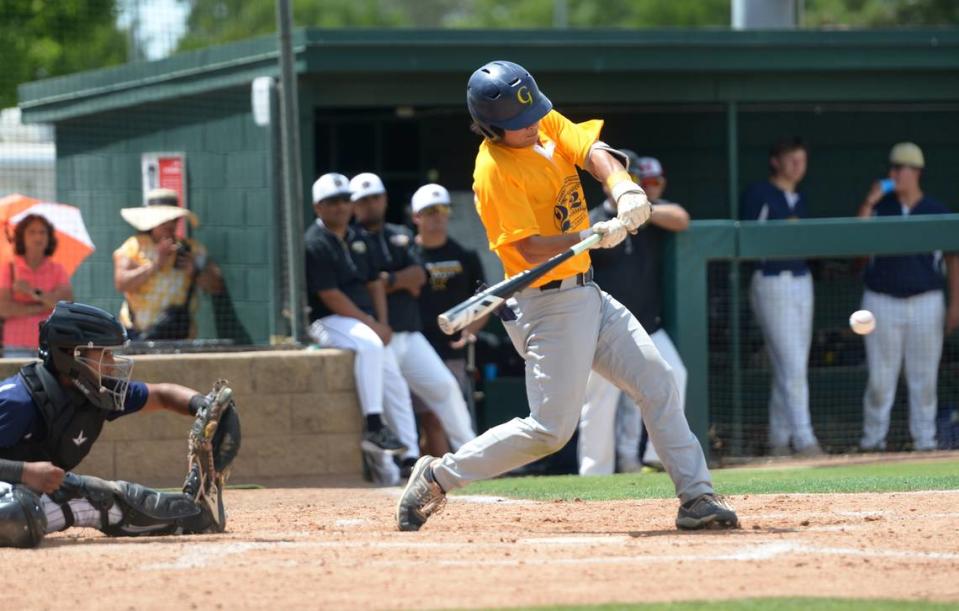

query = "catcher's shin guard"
(0, 483), (46, 548)
(51, 473), (221, 536)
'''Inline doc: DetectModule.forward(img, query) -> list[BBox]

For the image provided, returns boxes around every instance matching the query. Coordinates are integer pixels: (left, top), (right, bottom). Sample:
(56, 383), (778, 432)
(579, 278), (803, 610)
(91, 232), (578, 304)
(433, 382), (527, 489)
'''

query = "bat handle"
(573, 230), (602, 254)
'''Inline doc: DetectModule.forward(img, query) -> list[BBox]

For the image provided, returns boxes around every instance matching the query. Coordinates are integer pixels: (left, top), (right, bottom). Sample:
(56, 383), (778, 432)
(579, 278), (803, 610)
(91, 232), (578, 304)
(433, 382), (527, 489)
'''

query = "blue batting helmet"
(466, 61), (552, 138)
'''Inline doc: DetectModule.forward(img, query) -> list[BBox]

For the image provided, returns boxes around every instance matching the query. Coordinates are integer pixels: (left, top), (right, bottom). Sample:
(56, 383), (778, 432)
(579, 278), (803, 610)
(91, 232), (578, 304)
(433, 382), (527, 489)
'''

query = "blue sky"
(119, 0), (189, 60)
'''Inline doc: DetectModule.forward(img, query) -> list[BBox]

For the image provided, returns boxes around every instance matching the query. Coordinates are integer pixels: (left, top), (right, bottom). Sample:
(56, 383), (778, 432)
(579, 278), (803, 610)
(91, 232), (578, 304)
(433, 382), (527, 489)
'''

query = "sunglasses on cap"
(890, 164), (920, 171)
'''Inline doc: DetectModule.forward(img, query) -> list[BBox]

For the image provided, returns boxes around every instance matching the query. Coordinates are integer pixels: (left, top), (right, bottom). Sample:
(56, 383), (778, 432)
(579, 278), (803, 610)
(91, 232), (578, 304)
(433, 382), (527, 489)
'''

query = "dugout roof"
(18, 28), (959, 122)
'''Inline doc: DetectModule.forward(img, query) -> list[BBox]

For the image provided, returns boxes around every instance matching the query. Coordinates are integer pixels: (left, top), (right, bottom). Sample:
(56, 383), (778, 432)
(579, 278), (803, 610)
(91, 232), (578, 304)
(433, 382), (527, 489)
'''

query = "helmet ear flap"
(470, 121), (503, 142)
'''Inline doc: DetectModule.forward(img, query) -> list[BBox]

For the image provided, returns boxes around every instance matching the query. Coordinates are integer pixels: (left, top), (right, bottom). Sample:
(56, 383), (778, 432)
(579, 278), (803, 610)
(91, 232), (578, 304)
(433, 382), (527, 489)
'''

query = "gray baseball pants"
(432, 279), (714, 503)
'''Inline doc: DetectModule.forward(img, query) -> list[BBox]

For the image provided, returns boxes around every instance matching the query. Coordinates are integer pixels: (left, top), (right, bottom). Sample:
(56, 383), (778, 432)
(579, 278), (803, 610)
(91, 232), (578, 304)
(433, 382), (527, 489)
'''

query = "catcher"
(0, 301), (241, 548)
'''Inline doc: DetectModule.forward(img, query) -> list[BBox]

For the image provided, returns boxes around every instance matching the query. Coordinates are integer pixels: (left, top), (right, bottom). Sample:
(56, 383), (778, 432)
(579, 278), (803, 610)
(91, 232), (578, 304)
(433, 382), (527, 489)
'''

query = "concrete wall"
(0, 349), (363, 488)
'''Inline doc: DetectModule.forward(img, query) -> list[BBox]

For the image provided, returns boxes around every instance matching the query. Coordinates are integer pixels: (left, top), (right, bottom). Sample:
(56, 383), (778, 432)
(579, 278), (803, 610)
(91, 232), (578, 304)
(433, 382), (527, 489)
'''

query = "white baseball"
(849, 309), (876, 335)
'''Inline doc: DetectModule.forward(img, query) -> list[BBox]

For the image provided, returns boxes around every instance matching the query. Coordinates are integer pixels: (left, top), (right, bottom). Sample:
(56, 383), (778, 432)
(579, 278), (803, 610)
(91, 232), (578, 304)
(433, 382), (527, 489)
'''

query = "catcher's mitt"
(182, 380), (241, 529)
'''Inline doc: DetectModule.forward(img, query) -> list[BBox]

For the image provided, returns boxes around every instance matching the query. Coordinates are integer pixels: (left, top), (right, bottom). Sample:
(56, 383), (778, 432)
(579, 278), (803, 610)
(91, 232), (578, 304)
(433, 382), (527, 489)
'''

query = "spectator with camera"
(113, 188), (223, 340)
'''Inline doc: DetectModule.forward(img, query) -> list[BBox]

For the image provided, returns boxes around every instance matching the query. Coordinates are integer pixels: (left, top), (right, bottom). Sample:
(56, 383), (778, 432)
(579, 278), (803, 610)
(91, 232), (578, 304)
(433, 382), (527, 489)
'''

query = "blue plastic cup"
(879, 178), (896, 194)
(483, 363), (498, 381)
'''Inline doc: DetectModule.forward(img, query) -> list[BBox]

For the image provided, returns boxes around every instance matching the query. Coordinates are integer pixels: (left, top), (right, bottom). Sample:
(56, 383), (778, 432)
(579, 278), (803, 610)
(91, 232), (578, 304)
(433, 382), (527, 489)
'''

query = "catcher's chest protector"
(0, 363), (107, 470)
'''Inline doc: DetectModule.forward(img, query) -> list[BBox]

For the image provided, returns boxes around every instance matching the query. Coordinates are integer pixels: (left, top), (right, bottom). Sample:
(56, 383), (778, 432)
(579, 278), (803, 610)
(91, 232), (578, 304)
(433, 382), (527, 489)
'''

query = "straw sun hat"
(120, 188), (199, 231)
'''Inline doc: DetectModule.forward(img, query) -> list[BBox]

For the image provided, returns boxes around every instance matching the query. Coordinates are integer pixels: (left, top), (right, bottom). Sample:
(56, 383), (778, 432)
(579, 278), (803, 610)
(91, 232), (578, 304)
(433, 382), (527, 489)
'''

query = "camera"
(173, 240), (206, 273)
(173, 241), (192, 270)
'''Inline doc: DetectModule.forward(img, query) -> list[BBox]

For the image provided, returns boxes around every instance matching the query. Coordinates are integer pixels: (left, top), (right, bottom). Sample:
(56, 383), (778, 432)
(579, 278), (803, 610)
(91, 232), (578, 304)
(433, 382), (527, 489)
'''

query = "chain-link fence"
(708, 258), (959, 459)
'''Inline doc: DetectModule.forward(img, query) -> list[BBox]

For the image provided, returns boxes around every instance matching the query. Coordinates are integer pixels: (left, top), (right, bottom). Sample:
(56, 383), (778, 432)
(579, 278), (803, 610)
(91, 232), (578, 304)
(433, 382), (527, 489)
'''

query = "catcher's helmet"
(467, 60), (552, 139)
(39, 302), (133, 411)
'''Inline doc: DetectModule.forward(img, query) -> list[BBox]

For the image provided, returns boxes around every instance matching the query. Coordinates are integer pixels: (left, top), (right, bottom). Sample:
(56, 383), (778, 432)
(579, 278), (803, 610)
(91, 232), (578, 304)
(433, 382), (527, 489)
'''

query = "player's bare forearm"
(584, 148), (627, 184)
(649, 204), (690, 232)
(514, 234), (582, 265)
(113, 255), (155, 292)
(0, 294), (48, 318)
(318, 288), (378, 325)
(142, 383), (200, 415)
(385, 265), (426, 294)
(368, 279), (389, 325)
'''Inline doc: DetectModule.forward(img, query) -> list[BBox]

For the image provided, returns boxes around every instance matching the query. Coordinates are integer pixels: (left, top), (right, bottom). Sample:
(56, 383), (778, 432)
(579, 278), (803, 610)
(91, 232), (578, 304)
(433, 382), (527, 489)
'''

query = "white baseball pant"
(578, 329), (687, 475)
(432, 282), (713, 504)
(749, 271), (819, 451)
(860, 289), (944, 451)
(389, 331), (476, 451)
(308, 315), (419, 460)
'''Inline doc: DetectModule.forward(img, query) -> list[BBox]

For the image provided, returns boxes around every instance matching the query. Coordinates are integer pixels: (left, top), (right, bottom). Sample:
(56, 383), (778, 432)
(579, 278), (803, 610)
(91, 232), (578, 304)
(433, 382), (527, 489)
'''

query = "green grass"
(501, 599), (959, 610)
(458, 459), (959, 501)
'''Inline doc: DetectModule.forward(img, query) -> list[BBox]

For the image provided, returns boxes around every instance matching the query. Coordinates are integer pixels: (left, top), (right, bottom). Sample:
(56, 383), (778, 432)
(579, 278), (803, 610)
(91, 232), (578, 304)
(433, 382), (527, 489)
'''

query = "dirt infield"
(5, 487), (959, 609)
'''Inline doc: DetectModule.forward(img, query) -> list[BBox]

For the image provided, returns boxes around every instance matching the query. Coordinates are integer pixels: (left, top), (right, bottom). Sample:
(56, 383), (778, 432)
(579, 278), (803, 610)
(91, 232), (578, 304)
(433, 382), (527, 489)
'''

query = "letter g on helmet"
(467, 60), (552, 137)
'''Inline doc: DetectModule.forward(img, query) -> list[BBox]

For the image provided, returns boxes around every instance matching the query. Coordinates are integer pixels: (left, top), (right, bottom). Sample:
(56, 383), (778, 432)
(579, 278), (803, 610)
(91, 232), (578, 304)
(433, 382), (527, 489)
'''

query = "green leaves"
(0, 0), (126, 106)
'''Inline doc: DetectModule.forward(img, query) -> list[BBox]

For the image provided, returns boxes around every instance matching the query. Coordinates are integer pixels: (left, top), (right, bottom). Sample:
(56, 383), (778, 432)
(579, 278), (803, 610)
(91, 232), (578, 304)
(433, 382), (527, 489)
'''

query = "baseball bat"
(437, 230), (602, 335)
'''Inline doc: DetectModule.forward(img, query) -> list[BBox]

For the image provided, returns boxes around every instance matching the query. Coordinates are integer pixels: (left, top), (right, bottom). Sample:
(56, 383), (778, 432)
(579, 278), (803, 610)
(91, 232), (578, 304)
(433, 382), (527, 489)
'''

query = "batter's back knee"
(523, 418), (578, 457)
(0, 484), (47, 548)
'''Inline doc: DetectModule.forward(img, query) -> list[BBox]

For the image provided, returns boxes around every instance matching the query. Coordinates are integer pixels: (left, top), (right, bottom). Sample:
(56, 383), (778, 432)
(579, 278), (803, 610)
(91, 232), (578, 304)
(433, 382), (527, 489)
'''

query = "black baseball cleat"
(396, 456), (446, 532)
(362, 425), (407, 455)
(676, 494), (740, 530)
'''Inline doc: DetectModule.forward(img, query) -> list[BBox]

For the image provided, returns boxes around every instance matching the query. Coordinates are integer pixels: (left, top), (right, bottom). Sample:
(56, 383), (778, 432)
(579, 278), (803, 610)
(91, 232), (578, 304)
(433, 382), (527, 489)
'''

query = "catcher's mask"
(39, 302), (134, 411)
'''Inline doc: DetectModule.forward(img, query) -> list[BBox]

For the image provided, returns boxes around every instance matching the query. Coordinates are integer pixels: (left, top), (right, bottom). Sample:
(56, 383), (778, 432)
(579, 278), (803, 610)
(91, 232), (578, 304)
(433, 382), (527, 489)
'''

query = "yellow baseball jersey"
(473, 110), (602, 287)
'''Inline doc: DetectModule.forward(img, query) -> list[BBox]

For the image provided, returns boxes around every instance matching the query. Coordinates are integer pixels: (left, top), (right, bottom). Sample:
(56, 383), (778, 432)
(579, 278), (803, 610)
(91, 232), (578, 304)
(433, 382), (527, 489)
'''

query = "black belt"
(539, 268), (594, 291)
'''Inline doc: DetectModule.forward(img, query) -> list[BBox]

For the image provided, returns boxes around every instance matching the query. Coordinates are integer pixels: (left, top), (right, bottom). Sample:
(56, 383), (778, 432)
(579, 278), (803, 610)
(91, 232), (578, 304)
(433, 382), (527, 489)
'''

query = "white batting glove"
(583, 218), (627, 250)
(611, 180), (651, 232)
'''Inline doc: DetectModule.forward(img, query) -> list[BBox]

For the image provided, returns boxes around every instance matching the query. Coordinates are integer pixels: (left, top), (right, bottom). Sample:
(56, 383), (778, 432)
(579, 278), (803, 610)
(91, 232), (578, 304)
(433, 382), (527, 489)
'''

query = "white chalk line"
(751, 510), (959, 520)
(140, 534), (959, 571)
(369, 541), (959, 568)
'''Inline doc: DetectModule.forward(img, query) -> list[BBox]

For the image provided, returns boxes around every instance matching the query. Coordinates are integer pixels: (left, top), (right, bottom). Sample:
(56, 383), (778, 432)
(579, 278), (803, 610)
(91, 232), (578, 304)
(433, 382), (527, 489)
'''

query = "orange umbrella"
(0, 193), (96, 277)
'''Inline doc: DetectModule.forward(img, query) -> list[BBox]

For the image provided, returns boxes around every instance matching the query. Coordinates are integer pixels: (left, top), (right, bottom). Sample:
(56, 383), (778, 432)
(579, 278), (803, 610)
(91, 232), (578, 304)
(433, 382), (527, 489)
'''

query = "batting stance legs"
(421, 283), (713, 504)
(579, 328), (688, 475)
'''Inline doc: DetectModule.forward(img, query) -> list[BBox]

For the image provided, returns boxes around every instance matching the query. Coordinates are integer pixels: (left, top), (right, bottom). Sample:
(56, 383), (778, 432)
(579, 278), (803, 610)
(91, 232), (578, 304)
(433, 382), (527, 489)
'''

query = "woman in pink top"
(0, 214), (73, 357)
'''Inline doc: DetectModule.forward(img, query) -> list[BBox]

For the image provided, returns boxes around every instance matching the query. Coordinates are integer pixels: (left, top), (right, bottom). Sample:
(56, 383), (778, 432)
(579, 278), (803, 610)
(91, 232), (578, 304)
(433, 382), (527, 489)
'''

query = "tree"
(175, 0), (959, 54)
(0, 0), (128, 107)
(176, 0), (729, 52)
(803, 0), (959, 27)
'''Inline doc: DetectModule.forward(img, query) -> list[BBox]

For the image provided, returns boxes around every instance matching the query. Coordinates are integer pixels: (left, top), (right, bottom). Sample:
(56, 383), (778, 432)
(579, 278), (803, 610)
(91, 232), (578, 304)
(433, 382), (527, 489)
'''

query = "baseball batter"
(396, 60), (739, 532)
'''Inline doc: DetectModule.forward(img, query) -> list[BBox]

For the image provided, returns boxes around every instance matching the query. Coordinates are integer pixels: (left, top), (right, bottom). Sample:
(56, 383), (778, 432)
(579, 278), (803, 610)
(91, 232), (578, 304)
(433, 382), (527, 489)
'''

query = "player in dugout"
(396, 60), (739, 532)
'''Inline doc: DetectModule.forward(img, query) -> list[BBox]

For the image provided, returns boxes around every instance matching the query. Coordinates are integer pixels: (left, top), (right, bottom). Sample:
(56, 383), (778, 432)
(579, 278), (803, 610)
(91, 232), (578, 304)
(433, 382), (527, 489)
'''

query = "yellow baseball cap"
(889, 142), (924, 168)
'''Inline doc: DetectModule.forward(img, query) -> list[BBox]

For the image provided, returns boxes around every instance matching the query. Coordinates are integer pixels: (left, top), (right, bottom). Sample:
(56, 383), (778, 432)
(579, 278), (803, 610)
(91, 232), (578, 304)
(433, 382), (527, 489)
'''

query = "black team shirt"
(412, 237), (487, 360)
(304, 220), (377, 323)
